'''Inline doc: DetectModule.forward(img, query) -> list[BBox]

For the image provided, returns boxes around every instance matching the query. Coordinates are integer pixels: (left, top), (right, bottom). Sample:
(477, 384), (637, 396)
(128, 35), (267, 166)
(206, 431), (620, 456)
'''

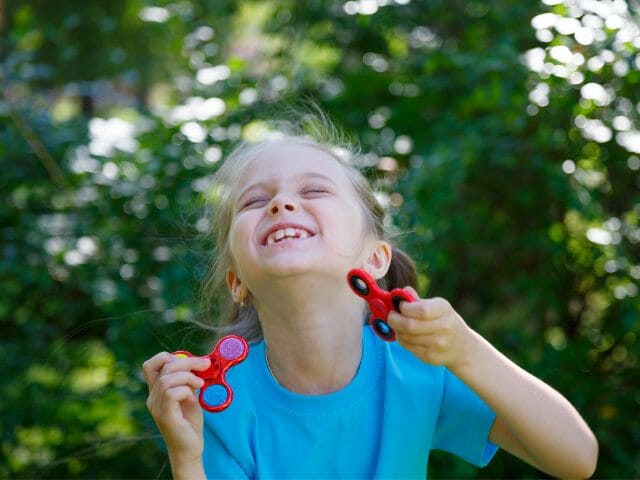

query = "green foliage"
(1, 0), (638, 477)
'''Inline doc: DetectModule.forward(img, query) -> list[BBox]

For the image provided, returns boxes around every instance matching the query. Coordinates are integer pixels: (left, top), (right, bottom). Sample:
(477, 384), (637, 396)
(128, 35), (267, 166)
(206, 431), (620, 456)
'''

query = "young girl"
(143, 120), (598, 479)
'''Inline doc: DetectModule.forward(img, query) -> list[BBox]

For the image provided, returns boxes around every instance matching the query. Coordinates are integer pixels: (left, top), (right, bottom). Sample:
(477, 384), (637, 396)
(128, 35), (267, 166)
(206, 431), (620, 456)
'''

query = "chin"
(262, 256), (333, 278)
(264, 262), (315, 277)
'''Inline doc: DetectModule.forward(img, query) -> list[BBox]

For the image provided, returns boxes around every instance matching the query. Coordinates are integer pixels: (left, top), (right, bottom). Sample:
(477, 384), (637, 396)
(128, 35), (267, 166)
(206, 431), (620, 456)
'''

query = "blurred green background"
(1, 0), (639, 477)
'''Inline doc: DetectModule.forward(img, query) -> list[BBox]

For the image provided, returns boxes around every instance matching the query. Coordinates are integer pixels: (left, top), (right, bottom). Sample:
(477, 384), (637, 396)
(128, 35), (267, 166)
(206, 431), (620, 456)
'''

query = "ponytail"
(381, 246), (419, 292)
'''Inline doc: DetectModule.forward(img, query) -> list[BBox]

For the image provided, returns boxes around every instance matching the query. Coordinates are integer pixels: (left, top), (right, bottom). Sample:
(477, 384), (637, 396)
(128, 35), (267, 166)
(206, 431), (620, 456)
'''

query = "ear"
(363, 240), (392, 280)
(226, 270), (248, 303)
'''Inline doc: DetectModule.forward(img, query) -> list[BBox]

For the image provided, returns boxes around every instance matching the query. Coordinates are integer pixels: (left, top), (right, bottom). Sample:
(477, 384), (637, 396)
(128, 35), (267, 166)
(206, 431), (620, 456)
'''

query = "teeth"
(265, 227), (311, 245)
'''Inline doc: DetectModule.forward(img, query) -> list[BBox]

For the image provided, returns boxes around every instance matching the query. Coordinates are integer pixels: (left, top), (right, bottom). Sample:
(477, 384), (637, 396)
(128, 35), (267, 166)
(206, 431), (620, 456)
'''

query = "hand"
(143, 352), (211, 464)
(387, 288), (472, 370)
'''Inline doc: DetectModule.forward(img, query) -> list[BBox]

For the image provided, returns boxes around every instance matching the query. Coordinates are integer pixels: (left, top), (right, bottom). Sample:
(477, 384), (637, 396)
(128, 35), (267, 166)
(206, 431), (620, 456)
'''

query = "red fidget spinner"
(347, 268), (417, 342)
(173, 335), (249, 412)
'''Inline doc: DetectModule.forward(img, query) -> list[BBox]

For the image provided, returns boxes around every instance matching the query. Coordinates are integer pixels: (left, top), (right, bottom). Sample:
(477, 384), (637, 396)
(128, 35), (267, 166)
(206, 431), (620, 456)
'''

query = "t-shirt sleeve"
(202, 420), (250, 479)
(432, 368), (499, 467)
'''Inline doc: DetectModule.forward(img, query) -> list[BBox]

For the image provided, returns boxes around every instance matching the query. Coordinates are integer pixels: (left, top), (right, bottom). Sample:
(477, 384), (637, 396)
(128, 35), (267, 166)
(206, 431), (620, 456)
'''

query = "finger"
(389, 286), (418, 311)
(158, 385), (200, 421)
(402, 286), (420, 301)
(398, 297), (451, 321)
(191, 356), (213, 371)
(388, 311), (432, 336)
(152, 371), (205, 398)
(160, 355), (211, 377)
(389, 311), (454, 338)
(396, 331), (448, 351)
(144, 354), (210, 395)
(148, 372), (203, 418)
(143, 352), (175, 388)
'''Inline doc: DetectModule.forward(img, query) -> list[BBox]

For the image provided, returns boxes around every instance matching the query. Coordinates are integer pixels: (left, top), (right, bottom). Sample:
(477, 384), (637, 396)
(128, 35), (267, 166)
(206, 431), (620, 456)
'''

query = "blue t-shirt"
(202, 326), (498, 479)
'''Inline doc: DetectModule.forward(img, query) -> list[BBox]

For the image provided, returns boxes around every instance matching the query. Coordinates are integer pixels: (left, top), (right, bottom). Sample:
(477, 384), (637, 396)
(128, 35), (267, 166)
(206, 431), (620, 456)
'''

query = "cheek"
(343, 202), (370, 239)
(326, 203), (370, 251)
(227, 217), (253, 263)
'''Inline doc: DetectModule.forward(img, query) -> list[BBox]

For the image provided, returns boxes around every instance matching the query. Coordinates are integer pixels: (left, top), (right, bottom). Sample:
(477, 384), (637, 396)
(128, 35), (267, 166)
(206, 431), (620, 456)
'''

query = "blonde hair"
(200, 115), (416, 342)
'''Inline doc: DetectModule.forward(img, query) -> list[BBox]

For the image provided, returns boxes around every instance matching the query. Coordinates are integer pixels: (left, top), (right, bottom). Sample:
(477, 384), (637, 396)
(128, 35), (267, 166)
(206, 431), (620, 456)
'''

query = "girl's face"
(226, 143), (371, 294)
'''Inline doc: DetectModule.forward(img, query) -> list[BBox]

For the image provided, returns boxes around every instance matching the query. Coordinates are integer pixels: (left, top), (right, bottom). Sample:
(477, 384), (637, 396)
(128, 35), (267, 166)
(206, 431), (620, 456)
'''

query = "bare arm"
(388, 294), (598, 478)
(168, 457), (207, 480)
(456, 330), (598, 478)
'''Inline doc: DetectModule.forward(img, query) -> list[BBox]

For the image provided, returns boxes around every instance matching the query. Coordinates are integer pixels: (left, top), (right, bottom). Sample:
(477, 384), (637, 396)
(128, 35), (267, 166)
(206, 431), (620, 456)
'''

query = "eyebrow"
(236, 172), (338, 203)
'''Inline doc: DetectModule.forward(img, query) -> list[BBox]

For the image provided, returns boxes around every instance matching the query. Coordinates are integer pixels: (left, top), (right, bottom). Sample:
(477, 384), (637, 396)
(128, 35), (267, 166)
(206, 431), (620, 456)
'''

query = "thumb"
(403, 286), (419, 300)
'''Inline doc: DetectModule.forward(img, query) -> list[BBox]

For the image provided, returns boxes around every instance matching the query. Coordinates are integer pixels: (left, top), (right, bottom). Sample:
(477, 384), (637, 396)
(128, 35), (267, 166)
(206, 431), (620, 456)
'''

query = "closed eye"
(301, 186), (331, 197)
(240, 196), (270, 210)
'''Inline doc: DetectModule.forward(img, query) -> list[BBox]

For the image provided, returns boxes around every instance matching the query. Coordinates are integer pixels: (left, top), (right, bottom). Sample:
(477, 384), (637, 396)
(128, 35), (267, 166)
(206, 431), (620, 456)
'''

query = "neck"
(253, 274), (365, 395)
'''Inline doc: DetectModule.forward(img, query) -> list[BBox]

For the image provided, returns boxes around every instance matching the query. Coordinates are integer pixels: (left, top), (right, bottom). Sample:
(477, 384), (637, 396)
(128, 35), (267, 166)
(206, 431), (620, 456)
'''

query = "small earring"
(240, 298), (247, 308)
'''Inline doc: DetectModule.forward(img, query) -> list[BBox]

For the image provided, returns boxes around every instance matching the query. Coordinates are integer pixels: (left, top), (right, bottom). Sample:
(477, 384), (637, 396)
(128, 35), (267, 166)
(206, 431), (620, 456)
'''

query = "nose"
(267, 195), (298, 216)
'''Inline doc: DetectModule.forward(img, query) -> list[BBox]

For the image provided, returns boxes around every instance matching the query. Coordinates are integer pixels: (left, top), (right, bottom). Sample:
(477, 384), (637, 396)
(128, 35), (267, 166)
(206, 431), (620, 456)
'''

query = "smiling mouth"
(264, 227), (314, 246)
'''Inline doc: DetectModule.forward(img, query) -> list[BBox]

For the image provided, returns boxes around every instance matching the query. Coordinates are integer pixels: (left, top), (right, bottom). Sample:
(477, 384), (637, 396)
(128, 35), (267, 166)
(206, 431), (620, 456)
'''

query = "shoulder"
(362, 329), (449, 418)
(382, 339), (485, 406)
